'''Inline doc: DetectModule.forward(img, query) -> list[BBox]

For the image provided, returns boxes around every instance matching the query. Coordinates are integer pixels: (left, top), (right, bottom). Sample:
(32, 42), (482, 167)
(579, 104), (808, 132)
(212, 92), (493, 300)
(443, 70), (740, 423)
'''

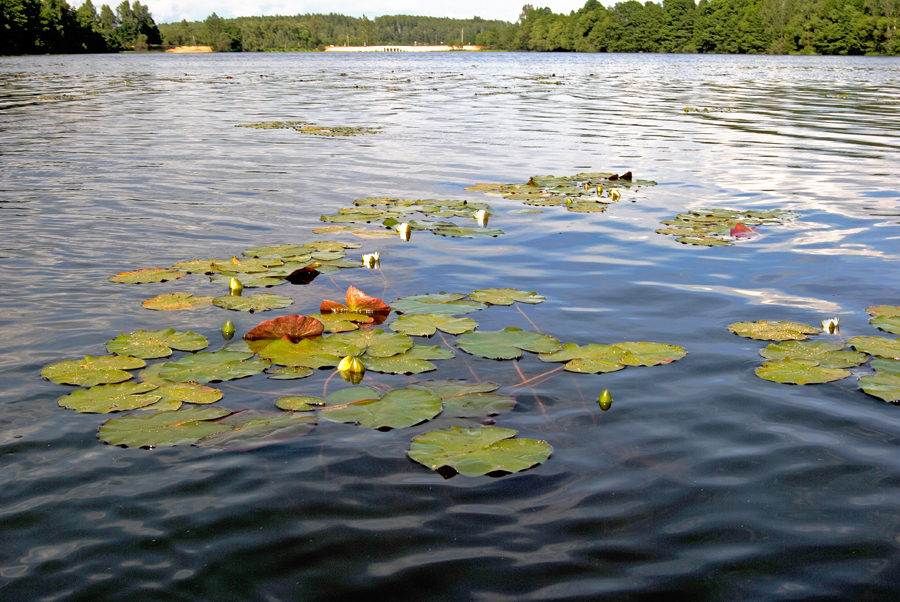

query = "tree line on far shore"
(3, 0), (898, 55)
(1, 0), (161, 54)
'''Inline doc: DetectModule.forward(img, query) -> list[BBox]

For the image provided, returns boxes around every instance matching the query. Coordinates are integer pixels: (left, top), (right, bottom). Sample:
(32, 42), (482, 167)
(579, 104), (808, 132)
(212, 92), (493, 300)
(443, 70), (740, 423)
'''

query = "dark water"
(2, 52), (900, 600)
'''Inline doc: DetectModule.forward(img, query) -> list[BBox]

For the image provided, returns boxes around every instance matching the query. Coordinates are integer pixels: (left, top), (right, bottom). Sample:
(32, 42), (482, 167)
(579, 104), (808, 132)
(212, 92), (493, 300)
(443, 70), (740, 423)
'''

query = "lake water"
(2, 51), (900, 600)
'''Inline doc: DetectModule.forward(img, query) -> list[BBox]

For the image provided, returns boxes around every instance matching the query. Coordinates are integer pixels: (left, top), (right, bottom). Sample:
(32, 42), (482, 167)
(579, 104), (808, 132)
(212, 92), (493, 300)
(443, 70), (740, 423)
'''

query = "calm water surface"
(2, 52), (900, 601)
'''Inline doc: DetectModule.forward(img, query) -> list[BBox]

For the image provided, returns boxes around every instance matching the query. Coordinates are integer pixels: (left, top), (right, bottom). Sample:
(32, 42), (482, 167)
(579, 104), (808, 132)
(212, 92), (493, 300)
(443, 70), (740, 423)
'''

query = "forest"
(3, 0), (898, 55)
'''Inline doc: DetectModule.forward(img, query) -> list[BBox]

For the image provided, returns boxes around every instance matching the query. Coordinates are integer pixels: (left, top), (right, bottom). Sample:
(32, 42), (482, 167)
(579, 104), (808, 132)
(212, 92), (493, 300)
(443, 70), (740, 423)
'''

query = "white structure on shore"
(325, 45), (482, 53)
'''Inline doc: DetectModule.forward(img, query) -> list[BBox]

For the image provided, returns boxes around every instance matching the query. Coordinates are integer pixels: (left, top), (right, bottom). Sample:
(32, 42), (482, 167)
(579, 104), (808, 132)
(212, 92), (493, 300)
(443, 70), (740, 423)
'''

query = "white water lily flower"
(362, 252), (380, 269)
(822, 317), (840, 334)
(473, 209), (487, 220)
(396, 222), (411, 241)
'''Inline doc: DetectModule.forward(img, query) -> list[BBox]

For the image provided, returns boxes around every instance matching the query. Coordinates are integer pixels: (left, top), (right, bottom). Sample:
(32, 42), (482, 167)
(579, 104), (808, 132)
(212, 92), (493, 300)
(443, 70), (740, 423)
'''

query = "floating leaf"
(321, 388), (442, 430)
(42, 355), (145, 386)
(538, 342), (686, 372)
(456, 327), (561, 360)
(411, 379), (516, 418)
(209, 256), (282, 273)
(154, 382), (223, 405)
(676, 236), (733, 247)
(329, 329), (413, 358)
(98, 406), (232, 448)
(858, 373), (900, 402)
(728, 320), (819, 341)
(244, 314), (325, 342)
(866, 305), (900, 318)
(257, 338), (358, 368)
(308, 312), (374, 333)
(391, 293), (486, 316)
(848, 336), (900, 360)
(321, 285), (390, 313)
(325, 386), (381, 405)
(172, 259), (216, 274)
(433, 226), (504, 238)
(469, 288), (546, 306)
(866, 307), (900, 334)
(266, 366), (314, 380)
(158, 350), (269, 383)
(408, 426), (552, 477)
(755, 359), (851, 385)
(242, 244), (308, 258)
(59, 382), (161, 413)
(509, 209), (543, 215)
(212, 293), (293, 313)
(140, 398), (183, 412)
(759, 340), (866, 368)
(210, 272), (286, 288)
(109, 267), (185, 284)
(872, 358), (900, 374)
(196, 411), (318, 450)
(389, 314), (478, 337)
(351, 229), (399, 239)
(106, 329), (208, 359)
(142, 292), (214, 311)
(657, 208), (798, 246)
(314, 225), (364, 234)
(275, 396), (324, 411)
(362, 345), (454, 374)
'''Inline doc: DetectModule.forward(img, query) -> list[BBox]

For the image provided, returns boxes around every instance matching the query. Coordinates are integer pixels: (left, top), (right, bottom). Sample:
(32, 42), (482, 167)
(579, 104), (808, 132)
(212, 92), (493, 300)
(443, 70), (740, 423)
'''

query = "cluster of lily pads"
(729, 307), (900, 402)
(235, 120), (381, 137)
(320, 197), (502, 239)
(465, 171), (656, 214)
(656, 208), (799, 247)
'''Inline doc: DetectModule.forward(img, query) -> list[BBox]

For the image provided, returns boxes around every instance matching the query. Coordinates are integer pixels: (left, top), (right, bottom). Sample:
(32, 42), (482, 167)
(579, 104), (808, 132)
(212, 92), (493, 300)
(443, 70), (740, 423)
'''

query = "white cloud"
(71, 0), (589, 24)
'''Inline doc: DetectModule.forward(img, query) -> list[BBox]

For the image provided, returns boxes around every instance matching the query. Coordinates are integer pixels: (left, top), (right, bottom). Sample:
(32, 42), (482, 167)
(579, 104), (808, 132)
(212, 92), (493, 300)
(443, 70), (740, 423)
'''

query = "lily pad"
(676, 236), (733, 247)
(848, 336), (900, 360)
(539, 342), (686, 372)
(759, 340), (866, 368)
(872, 358), (900, 374)
(244, 314), (325, 342)
(276, 396), (325, 411)
(109, 267), (185, 284)
(154, 382), (223, 405)
(329, 329), (413, 358)
(212, 293), (293, 313)
(140, 398), (183, 412)
(242, 244), (308, 258)
(142, 292), (215, 311)
(314, 225), (364, 234)
(195, 411), (318, 449)
(308, 312), (374, 333)
(411, 379), (516, 418)
(210, 272), (286, 289)
(433, 226), (504, 238)
(867, 307), (900, 334)
(391, 293), (486, 316)
(468, 288), (546, 306)
(172, 259), (217, 274)
(408, 426), (553, 477)
(98, 406), (232, 448)
(107, 329), (208, 359)
(158, 350), (270, 383)
(728, 320), (819, 341)
(320, 388), (442, 430)
(456, 327), (561, 360)
(389, 314), (478, 337)
(351, 229), (399, 239)
(266, 366), (314, 380)
(42, 355), (145, 386)
(209, 256), (282, 273)
(362, 345), (454, 374)
(321, 286), (390, 314)
(325, 386), (381, 405)
(755, 359), (851, 385)
(59, 382), (161, 413)
(257, 338), (358, 368)
(866, 305), (900, 318)
(858, 373), (900, 402)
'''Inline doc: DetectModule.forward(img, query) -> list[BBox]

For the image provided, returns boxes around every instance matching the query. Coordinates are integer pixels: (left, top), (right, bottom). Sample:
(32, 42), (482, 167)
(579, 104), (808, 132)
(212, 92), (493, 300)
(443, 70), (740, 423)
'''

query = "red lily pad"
(321, 286), (390, 314)
(244, 314), (325, 342)
(730, 223), (755, 238)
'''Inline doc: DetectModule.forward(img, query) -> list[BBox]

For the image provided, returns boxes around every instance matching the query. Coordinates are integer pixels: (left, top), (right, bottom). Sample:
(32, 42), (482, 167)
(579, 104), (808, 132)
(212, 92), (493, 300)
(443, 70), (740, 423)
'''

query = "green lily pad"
(256, 337), (359, 368)
(676, 236), (733, 246)
(210, 272), (286, 289)
(759, 340), (866, 368)
(314, 225), (364, 234)
(325, 385), (381, 405)
(302, 241), (361, 252)
(538, 342), (686, 372)
(266, 366), (314, 380)
(391, 293), (486, 316)
(848, 336), (900, 360)
(243, 244), (308, 258)
(308, 312), (374, 333)
(468, 288), (546, 306)
(456, 327), (561, 360)
(869, 315), (900, 335)
(42, 355), (145, 386)
(433, 226), (504, 238)
(195, 411), (318, 449)
(107, 329), (208, 359)
(362, 345), (454, 374)
(98, 406), (232, 448)
(411, 379), (516, 418)
(328, 329), (413, 358)
(209, 256), (282, 273)
(139, 398), (183, 412)
(858, 373), (900, 402)
(154, 382), (223, 405)
(321, 388), (442, 430)
(275, 396), (324, 411)
(158, 350), (270, 383)
(212, 293), (293, 313)
(866, 305), (900, 318)
(143, 292), (215, 311)
(59, 382), (161, 413)
(172, 259), (217, 274)
(728, 320), (820, 341)
(755, 359), (851, 385)
(408, 426), (553, 477)
(109, 267), (185, 284)
(509, 209), (543, 215)
(872, 358), (900, 374)
(389, 314), (478, 337)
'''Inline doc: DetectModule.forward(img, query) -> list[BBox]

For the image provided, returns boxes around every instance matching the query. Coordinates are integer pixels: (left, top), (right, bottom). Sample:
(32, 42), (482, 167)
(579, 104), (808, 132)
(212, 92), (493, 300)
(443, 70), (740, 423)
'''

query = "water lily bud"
(598, 389), (612, 411)
(396, 222), (411, 241)
(231, 255), (242, 265)
(610, 190), (621, 202)
(229, 277), (243, 294)
(337, 355), (365, 374)
(221, 319), (235, 340)
(473, 209), (487, 220)
(565, 197), (573, 204)
(822, 317), (840, 334)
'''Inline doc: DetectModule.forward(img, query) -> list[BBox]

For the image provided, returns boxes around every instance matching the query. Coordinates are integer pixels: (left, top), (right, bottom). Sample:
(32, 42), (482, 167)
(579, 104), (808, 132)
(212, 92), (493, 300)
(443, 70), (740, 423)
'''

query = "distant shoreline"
(324, 45), (483, 53)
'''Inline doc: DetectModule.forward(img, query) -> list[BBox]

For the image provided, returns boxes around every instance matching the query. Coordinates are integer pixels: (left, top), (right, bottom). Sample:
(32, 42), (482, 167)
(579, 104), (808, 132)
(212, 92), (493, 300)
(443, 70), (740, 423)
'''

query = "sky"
(79, 0), (590, 24)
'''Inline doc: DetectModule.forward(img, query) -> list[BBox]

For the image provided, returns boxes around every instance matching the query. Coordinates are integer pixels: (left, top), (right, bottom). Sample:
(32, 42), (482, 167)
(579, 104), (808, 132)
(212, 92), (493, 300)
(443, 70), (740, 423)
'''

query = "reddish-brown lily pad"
(244, 314), (325, 342)
(321, 285), (390, 314)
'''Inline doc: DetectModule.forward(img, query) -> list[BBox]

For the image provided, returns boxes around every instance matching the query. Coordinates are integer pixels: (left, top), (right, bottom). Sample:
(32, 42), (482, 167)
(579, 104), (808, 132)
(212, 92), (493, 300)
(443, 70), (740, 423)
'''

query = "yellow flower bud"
(229, 277), (243, 294)
(598, 389), (612, 412)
